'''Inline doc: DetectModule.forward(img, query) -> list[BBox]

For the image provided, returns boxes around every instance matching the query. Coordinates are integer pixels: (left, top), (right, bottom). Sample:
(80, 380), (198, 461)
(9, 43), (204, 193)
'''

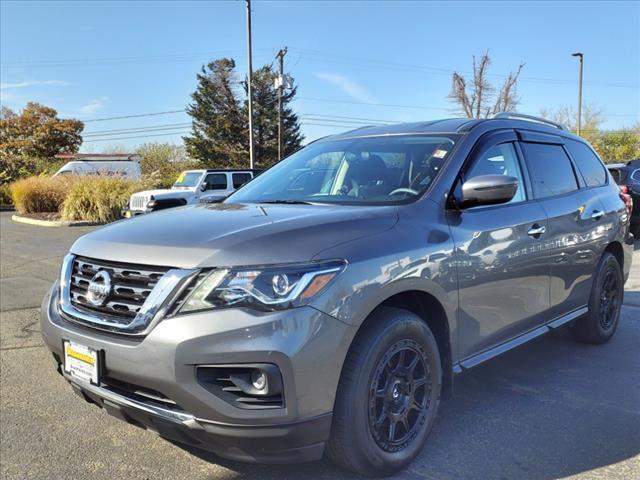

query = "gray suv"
(41, 114), (634, 476)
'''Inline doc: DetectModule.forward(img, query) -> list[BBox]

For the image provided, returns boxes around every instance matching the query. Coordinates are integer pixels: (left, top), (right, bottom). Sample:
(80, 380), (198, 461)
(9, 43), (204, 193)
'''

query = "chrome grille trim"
(59, 254), (198, 335)
(69, 257), (165, 318)
(130, 195), (147, 210)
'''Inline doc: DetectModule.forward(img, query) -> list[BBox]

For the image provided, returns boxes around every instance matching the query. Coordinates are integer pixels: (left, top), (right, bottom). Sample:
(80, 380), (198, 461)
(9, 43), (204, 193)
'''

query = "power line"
(287, 47), (640, 89)
(82, 113), (397, 138)
(0, 49), (274, 69)
(83, 123), (192, 136)
(302, 113), (400, 124)
(78, 100), (639, 124)
(82, 131), (191, 143)
(83, 110), (187, 122)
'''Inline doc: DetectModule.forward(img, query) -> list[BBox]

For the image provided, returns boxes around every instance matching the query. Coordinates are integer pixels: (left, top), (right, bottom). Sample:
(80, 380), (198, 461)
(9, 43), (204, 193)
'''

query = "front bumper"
(121, 208), (149, 218)
(41, 284), (355, 462)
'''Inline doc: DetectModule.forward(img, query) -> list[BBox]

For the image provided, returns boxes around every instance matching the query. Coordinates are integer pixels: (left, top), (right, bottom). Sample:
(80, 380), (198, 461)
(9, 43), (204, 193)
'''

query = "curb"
(11, 214), (101, 228)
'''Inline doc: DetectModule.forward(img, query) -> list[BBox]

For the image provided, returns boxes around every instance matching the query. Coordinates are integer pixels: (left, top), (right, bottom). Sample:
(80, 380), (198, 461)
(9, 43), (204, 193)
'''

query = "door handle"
(527, 224), (546, 237)
(591, 210), (604, 220)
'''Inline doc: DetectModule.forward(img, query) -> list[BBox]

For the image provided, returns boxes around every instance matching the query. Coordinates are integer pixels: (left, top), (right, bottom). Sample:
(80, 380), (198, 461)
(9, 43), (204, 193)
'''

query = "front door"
(448, 131), (550, 361)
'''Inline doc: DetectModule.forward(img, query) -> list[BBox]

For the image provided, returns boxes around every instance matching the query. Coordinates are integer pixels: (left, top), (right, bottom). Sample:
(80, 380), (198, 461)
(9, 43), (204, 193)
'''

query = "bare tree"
(540, 103), (605, 144)
(540, 103), (605, 133)
(449, 51), (524, 118)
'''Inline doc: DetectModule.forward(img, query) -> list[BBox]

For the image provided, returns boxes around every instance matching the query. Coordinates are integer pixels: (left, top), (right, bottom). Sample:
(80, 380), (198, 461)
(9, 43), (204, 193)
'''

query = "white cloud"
(315, 72), (375, 103)
(0, 80), (69, 90)
(79, 97), (108, 115)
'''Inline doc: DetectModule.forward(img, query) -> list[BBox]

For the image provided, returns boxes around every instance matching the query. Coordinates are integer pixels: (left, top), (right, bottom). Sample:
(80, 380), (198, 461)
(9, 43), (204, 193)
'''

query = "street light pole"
(276, 47), (287, 160)
(572, 52), (584, 136)
(245, 0), (255, 169)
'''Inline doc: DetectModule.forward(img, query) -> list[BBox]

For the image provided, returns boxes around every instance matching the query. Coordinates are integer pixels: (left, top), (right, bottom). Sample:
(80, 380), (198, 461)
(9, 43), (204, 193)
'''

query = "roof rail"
(492, 112), (567, 131)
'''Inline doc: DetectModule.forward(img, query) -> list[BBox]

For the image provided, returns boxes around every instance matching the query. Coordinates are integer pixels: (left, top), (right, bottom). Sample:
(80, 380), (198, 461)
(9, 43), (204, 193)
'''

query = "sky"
(1, 0), (639, 152)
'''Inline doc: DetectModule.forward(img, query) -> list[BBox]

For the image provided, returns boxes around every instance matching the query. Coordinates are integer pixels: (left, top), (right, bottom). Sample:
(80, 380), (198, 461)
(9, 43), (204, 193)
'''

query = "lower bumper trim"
(66, 374), (332, 463)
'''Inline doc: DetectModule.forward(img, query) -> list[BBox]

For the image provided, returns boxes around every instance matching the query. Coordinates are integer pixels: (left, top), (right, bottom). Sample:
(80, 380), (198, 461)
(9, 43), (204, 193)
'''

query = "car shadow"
(173, 299), (640, 480)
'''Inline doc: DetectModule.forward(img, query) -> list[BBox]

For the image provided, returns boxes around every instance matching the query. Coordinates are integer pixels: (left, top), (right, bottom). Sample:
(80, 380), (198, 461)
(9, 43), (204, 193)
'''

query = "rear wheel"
(327, 307), (441, 477)
(571, 252), (623, 344)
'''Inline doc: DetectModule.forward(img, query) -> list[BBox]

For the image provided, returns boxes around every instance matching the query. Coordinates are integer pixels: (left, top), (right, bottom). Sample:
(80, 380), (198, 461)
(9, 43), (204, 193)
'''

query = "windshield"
(173, 172), (202, 188)
(227, 134), (459, 205)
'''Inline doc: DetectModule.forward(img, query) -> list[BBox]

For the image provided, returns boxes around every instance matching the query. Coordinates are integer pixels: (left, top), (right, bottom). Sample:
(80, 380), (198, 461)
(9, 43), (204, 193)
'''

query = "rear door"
(450, 131), (550, 360)
(518, 131), (609, 319)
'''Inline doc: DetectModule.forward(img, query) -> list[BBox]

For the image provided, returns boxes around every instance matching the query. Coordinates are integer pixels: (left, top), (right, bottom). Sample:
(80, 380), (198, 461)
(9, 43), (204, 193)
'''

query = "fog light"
(251, 370), (267, 391)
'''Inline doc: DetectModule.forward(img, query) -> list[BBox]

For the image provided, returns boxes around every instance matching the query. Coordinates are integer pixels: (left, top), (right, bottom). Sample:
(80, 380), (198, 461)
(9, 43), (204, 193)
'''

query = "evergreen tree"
(184, 59), (246, 168)
(184, 58), (304, 169)
(241, 65), (304, 166)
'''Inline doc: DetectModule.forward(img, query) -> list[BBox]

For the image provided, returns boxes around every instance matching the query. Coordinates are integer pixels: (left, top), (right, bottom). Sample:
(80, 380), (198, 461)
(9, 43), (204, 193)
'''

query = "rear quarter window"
(565, 140), (607, 187)
(204, 173), (228, 190)
(232, 172), (252, 189)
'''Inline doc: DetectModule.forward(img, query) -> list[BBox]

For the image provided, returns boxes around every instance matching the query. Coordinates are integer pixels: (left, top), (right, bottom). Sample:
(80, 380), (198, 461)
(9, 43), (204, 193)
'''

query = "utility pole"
(572, 52), (584, 136)
(245, 0), (255, 169)
(276, 47), (287, 160)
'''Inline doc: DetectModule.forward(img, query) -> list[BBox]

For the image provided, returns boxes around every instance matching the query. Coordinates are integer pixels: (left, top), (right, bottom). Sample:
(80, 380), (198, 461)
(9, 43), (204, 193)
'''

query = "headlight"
(179, 261), (346, 313)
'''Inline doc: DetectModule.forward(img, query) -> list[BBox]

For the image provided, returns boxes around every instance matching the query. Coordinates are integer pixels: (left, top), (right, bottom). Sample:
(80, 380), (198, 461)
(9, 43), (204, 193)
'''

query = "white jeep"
(126, 169), (257, 216)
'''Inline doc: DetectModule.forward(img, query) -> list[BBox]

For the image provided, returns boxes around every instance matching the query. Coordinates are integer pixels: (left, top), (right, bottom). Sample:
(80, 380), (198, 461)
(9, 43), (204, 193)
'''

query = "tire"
(571, 252), (623, 344)
(327, 307), (442, 477)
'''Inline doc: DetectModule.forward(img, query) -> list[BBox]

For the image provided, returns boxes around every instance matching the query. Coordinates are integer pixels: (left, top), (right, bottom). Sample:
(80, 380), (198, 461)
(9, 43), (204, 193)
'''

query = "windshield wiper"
(259, 199), (314, 205)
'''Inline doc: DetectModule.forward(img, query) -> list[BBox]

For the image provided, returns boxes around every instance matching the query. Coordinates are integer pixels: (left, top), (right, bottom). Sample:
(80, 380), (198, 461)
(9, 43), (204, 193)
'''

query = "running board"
(455, 307), (588, 372)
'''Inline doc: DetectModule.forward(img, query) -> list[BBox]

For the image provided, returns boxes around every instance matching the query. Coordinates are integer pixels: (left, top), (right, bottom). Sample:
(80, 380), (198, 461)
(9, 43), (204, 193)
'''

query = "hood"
(132, 189), (193, 199)
(71, 203), (398, 268)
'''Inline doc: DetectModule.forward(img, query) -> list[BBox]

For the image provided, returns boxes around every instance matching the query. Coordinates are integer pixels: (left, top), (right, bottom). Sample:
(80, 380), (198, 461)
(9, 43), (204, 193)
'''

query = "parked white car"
(54, 155), (141, 180)
(125, 169), (259, 216)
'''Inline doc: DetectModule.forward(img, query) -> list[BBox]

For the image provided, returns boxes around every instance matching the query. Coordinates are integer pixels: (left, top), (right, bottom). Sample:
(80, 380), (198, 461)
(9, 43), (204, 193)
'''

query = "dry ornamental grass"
(10, 174), (153, 223)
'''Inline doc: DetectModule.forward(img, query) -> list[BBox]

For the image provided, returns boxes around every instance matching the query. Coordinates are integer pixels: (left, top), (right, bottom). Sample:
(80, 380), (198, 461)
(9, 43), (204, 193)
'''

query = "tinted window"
(608, 168), (622, 184)
(465, 142), (526, 204)
(204, 173), (227, 190)
(232, 172), (252, 189)
(227, 135), (459, 205)
(521, 143), (578, 198)
(565, 141), (607, 187)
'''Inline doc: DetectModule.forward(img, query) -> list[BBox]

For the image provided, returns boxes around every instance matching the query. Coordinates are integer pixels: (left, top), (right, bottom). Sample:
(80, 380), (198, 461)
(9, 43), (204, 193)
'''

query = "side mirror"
(200, 184), (207, 192)
(460, 174), (518, 208)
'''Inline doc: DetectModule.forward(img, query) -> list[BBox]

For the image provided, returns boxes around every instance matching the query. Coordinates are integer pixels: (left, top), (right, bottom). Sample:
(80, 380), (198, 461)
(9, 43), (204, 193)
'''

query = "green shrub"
(0, 184), (12, 207)
(0, 155), (65, 185)
(61, 177), (142, 224)
(9, 176), (76, 214)
(136, 142), (202, 188)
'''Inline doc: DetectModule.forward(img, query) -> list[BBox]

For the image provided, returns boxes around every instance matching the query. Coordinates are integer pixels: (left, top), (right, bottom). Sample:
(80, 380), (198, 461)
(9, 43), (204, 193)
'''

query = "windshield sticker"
(433, 149), (448, 159)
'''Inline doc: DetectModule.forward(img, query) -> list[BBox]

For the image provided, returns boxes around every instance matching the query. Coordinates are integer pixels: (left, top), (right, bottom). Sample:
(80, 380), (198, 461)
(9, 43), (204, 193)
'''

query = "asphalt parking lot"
(1, 211), (639, 480)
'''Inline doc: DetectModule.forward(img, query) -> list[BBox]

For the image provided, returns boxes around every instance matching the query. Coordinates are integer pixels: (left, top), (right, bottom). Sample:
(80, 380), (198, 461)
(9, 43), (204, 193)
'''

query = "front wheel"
(327, 307), (442, 477)
(571, 252), (623, 344)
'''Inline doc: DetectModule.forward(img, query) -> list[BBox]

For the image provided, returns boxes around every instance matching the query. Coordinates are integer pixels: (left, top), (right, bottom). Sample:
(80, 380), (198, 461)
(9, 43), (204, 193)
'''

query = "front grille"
(130, 195), (147, 210)
(70, 256), (169, 321)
